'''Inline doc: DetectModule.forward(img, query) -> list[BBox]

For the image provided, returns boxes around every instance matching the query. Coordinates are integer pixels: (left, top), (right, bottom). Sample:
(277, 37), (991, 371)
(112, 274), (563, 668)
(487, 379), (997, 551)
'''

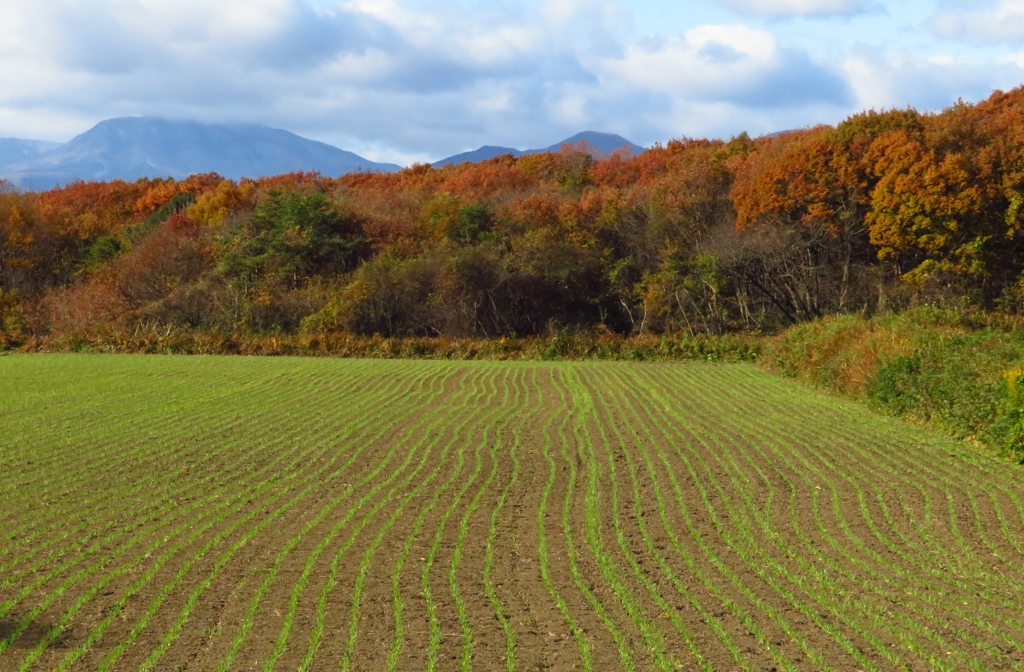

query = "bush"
(768, 308), (1024, 462)
(220, 190), (366, 287)
(866, 355), (921, 415)
(991, 369), (1024, 463)
(0, 288), (26, 349)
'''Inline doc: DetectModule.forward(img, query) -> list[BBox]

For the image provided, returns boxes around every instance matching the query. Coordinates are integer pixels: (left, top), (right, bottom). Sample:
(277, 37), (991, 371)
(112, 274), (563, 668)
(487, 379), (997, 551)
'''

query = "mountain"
(431, 145), (523, 168)
(532, 131), (643, 157)
(433, 131), (643, 168)
(1, 118), (400, 191)
(0, 138), (62, 170)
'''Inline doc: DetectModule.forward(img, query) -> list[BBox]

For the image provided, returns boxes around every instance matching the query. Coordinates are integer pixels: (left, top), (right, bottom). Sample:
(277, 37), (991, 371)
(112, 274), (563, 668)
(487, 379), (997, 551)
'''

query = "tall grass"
(765, 308), (1024, 462)
(21, 329), (760, 362)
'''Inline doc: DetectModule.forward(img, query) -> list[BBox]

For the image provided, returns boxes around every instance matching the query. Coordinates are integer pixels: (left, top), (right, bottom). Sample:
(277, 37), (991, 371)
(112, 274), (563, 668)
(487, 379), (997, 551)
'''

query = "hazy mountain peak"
(1, 120), (646, 189)
(1, 117), (399, 191)
(540, 131), (643, 157)
(0, 138), (62, 171)
(433, 131), (643, 168)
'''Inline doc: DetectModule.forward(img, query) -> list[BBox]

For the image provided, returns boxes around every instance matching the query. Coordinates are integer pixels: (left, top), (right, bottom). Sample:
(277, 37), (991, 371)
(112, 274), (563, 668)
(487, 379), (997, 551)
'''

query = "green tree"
(220, 190), (366, 288)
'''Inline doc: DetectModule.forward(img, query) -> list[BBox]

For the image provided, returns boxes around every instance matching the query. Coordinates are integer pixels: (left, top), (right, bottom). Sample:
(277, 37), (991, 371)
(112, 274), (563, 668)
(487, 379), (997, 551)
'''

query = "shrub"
(0, 288), (26, 349)
(769, 308), (1024, 462)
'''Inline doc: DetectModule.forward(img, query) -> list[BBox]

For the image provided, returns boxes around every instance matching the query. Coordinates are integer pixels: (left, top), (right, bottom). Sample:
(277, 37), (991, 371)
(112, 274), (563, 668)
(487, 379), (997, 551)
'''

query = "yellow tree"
(865, 130), (983, 282)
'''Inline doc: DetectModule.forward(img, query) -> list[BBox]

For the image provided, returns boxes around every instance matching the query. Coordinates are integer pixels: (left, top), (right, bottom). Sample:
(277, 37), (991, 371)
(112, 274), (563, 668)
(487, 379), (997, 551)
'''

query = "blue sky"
(1, 0), (1022, 165)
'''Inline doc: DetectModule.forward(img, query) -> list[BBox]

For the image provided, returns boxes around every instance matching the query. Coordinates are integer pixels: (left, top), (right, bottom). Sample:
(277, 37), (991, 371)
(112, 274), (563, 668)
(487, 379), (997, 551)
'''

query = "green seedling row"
(2, 356), (1022, 671)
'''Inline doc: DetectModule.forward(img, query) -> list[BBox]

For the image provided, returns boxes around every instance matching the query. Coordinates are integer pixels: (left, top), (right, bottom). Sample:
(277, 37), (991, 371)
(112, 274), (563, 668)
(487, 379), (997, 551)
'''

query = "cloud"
(600, 24), (852, 108)
(717, 0), (869, 18)
(0, 0), (864, 162)
(841, 47), (1023, 112)
(0, 0), (641, 153)
(0, 0), (1005, 165)
(930, 1), (1024, 43)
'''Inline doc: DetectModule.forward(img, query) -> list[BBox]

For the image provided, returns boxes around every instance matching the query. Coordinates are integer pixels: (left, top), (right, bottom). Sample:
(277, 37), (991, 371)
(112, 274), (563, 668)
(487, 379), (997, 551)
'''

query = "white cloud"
(998, 52), (1024, 68)
(718, 0), (868, 18)
(474, 91), (516, 114)
(605, 25), (776, 95)
(0, 1), (715, 159)
(930, 1), (1024, 43)
(842, 47), (1023, 112)
(0, 0), (1009, 165)
(600, 24), (851, 108)
(550, 91), (590, 126)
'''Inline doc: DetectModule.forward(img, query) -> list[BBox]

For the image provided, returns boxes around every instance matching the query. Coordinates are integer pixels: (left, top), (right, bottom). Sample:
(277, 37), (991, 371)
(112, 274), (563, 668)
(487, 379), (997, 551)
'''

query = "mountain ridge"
(431, 130), (644, 168)
(0, 120), (646, 190)
(0, 118), (400, 191)
(0, 138), (62, 172)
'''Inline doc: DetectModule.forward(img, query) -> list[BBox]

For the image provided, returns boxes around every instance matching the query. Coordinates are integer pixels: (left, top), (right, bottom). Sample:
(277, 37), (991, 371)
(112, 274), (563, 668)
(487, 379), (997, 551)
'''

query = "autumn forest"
(4, 87), (1024, 351)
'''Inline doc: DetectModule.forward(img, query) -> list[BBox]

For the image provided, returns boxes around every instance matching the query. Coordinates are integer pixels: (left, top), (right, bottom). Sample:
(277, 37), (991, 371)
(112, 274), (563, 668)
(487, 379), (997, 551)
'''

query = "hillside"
(0, 138), (61, 170)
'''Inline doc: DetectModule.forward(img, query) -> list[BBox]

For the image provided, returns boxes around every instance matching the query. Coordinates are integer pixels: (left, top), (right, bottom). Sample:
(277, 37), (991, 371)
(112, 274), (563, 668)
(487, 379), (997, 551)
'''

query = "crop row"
(1, 356), (1022, 670)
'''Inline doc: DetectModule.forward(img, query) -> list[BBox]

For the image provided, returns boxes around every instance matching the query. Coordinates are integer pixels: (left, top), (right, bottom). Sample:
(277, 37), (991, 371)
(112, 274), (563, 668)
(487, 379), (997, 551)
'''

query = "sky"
(1, 0), (1023, 165)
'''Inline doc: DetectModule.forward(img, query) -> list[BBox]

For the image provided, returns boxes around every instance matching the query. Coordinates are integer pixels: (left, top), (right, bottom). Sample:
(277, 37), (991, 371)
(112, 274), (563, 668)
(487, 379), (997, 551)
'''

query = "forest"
(5, 86), (1024, 351)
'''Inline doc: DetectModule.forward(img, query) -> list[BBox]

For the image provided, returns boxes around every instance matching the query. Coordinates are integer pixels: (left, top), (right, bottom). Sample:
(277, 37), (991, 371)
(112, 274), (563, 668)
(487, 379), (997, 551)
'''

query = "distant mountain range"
(431, 131), (643, 168)
(0, 119), (644, 191)
(0, 118), (401, 191)
(0, 138), (62, 170)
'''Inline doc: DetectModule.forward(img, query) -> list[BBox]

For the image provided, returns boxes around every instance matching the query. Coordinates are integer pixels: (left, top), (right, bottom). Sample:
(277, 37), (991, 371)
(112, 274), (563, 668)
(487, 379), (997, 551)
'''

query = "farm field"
(1, 356), (1023, 671)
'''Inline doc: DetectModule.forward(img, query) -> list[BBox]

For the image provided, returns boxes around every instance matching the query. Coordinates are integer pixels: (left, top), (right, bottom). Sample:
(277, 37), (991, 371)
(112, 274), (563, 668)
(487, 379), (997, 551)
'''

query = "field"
(1, 356), (1023, 671)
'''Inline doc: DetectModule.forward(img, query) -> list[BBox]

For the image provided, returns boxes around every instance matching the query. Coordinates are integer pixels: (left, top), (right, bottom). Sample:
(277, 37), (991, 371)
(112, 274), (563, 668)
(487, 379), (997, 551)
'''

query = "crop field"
(1, 356), (1023, 671)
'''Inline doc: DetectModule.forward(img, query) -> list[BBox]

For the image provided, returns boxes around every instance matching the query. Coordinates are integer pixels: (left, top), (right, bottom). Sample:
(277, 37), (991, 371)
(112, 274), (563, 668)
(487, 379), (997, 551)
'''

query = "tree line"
(5, 87), (1024, 348)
